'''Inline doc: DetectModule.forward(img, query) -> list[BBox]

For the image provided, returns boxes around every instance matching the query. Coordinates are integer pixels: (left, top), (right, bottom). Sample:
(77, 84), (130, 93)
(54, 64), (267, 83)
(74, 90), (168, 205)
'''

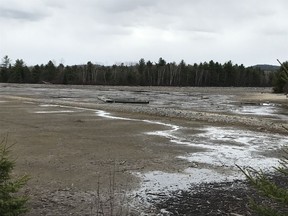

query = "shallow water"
(134, 126), (286, 198)
(233, 103), (288, 120)
(33, 103), (287, 199)
(134, 168), (237, 196)
(35, 104), (287, 169)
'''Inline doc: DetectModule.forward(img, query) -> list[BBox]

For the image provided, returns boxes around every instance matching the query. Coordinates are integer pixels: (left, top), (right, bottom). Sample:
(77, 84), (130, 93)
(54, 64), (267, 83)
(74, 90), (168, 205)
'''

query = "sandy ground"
(0, 84), (287, 215)
(1, 100), (197, 215)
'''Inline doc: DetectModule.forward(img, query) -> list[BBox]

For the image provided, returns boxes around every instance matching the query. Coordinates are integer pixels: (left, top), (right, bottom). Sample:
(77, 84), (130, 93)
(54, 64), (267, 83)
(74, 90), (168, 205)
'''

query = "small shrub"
(0, 136), (29, 216)
(238, 148), (288, 216)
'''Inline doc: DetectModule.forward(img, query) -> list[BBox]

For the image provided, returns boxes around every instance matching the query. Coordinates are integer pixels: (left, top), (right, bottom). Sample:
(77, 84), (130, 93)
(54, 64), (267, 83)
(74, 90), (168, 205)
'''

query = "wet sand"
(0, 99), (198, 215)
(0, 84), (287, 215)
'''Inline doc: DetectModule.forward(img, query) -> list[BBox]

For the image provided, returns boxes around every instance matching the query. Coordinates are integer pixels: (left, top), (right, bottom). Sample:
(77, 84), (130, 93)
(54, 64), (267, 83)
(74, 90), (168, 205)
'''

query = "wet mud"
(0, 84), (287, 215)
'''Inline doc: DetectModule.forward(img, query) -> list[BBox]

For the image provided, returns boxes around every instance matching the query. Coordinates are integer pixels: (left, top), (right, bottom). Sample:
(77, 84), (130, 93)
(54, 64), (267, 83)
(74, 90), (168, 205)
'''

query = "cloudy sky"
(0, 0), (287, 66)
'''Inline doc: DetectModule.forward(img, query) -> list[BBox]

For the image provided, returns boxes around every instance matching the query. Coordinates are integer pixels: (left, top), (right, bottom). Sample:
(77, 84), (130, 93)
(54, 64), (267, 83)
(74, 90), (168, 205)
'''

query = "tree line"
(0, 56), (277, 87)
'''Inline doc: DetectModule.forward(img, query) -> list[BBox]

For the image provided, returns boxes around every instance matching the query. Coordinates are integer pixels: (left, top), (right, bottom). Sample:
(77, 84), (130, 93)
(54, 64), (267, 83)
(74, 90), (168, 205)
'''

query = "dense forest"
(0, 56), (279, 87)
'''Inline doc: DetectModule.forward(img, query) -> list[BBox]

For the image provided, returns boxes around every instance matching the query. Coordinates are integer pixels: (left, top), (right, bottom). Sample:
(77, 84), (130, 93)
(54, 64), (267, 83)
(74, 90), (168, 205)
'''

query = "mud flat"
(0, 84), (287, 215)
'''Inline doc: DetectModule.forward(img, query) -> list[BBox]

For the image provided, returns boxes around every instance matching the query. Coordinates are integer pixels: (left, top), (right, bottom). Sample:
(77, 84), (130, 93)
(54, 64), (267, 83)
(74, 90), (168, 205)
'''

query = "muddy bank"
(0, 84), (287, 215)
(151, 172), (288, 216)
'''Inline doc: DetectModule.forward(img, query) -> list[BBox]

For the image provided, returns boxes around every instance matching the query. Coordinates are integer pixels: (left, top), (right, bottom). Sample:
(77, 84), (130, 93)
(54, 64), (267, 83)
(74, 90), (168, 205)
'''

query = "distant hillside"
(253, 64), (280, 72)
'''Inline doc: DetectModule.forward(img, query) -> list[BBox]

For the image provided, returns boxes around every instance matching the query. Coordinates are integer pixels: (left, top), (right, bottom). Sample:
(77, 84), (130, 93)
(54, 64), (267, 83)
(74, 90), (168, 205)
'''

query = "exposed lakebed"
(1, 84), (288, 215)
(35, 103), (288, 207)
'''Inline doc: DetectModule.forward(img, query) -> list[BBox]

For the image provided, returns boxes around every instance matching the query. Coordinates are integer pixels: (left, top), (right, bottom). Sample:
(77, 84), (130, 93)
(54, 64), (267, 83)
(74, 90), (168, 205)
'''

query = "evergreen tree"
(41, 61), (57, 82)
(1, 56), (11, 68)
(8, 59), (30, 83)
(178, 60), (188, 86)
(137, 58), (146, 85)
(273, 61), (288, 93)
(238, 146), (288, 215)
(0, 67), (10, 83)
(223, 61), (234, 86)
(62, 66), (79, 84)
(0, 56), (11, 82)
(31, 65), (41, 83)
(0, 137), (29, 215)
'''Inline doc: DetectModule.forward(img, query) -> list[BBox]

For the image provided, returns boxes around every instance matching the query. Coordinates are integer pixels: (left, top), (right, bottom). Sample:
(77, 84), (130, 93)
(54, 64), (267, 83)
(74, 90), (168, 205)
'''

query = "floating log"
(112, 98), (149, 104)
(98, 96), (149, 104)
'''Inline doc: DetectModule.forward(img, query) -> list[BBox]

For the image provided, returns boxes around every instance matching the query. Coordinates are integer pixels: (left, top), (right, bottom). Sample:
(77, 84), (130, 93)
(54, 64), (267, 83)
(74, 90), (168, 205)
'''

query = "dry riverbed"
(0, 84), (287, 215)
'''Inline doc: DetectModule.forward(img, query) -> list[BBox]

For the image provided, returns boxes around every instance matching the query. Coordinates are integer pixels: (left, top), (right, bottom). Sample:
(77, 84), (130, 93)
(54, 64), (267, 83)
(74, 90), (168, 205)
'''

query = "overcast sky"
(0, 0), (287, 66)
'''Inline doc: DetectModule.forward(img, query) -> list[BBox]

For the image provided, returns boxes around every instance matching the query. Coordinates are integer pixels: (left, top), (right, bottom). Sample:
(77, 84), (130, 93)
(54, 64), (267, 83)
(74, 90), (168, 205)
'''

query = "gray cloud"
(0, 7), (47, 21)
(95, 0), (154, 13)
(86, 0), (279, 35)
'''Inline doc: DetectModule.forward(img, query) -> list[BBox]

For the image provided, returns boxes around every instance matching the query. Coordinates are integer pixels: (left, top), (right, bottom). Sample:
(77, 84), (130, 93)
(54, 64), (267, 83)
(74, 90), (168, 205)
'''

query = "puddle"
(237, 104), (276, 116)
(144, 120), (180, 141)
(95, 110), (182, 137)
(134, 168), (236, 198)
(133, 126), (286, 201)
(39, 104), (60, 107)
(233, 103), (288, 120)
(96, 110), (137, 121)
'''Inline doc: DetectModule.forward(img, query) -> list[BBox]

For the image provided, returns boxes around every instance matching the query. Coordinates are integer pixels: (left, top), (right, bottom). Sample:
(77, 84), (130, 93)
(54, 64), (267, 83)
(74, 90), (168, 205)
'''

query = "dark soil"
(152, 173), (288, 216)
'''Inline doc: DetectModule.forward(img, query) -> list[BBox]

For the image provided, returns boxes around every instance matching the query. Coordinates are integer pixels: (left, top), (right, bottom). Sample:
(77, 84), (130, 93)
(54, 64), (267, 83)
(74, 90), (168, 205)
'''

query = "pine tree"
(0, 136), (29, 216)
(238, 146), (288, 215)
(273, 61), (288, 93)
